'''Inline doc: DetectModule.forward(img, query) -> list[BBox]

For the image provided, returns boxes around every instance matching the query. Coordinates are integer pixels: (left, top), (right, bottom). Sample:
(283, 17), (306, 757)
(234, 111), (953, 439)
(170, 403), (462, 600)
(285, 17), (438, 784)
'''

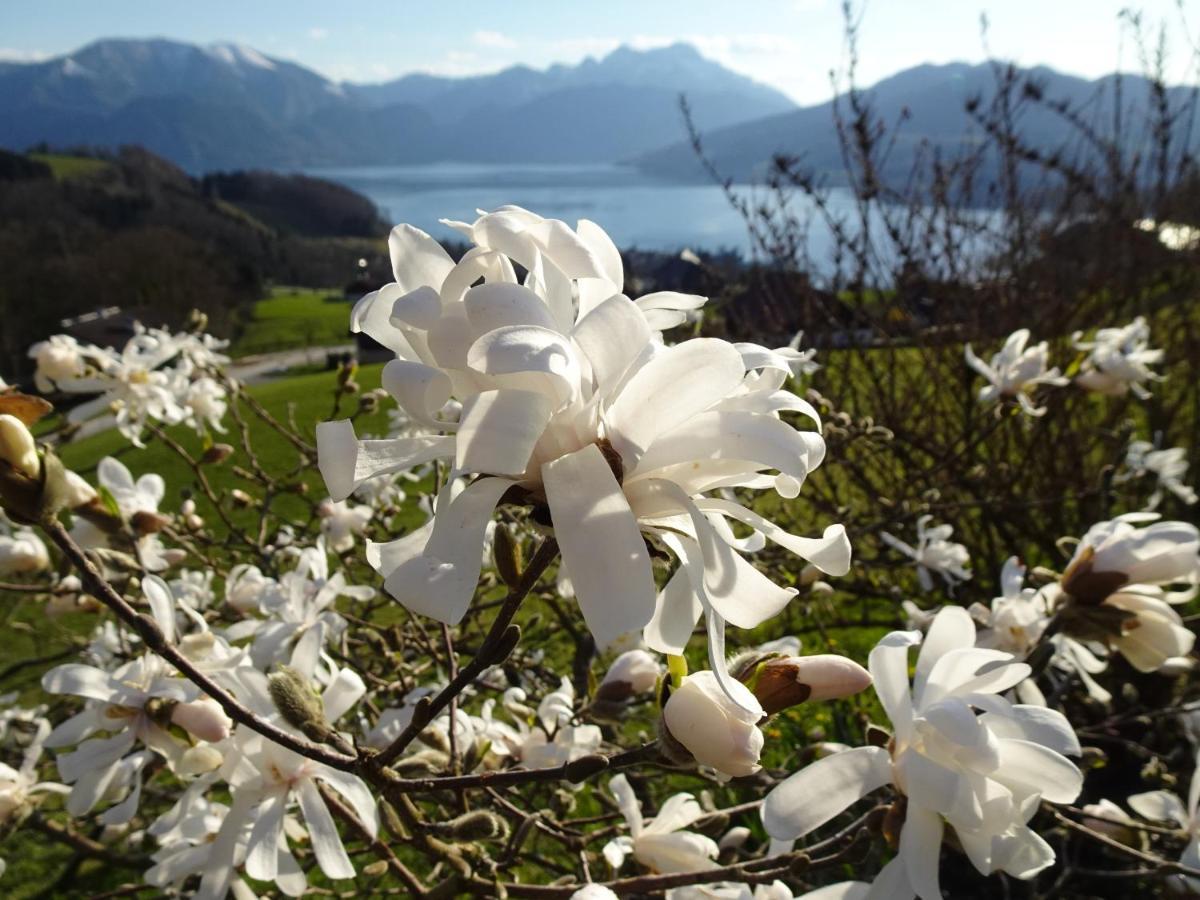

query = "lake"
(304, 162), (781, 257)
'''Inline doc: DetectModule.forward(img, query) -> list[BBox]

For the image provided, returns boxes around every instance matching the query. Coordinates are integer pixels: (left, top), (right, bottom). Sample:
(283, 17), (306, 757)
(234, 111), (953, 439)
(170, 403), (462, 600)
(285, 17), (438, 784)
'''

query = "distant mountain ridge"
(631, 61), (1200, 188)
(0, 38), (795, 171)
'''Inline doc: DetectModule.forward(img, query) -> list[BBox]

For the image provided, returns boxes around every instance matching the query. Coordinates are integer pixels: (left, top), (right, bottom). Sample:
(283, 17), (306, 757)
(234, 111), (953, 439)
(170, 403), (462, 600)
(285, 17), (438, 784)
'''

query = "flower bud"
(571, 886), (620, 900)
(0, 414), (39, 480)
(661, 671), (764, 778)
(131, 510), (171, 536)
(268, 665), (327, 739)
(170, 696), (233, 743)
(177, 743), (224, 776)
(745, 654), (872, 715)
(230, 489), (253, 508)
(492, 524), (522, 590)
(718, 826), (752, 851)
(595, 649), (660, 704)
(447, 810), (505, 842)
(62, 470), (97, 508)
(200, 443), (234, 465)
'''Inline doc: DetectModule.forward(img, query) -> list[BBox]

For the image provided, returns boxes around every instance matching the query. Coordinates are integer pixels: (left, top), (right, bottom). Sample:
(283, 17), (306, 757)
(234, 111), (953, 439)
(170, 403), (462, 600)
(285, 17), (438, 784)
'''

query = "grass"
(230, 286), (354, 358)
(28, 153), (114, 181)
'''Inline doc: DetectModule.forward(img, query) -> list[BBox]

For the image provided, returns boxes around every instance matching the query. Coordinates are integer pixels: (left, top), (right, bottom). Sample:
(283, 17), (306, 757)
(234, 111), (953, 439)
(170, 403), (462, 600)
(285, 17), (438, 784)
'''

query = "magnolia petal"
(351, 284), (419, 359)
(142, 574), (176, 644)
(606, 338), (745, 464)
(245, 791), (287, 882)
(381, 478), (516, 624)
(761, 746), (892, 840)
(42, 664), (116, 703)
(322, 668), (367, 723)
(868, 630), (922, 740)
(630, 411), (819, 485)
(696, 498), (852, 575)
(1128, 790), (1189, 827)
(388, 223), (455, 292)
(993, 739), (1083, 804)
(316, 419), (454, 502)
(643, 565), (703, 655)
(913, 606), (976, 701)
(466, 325), (581, 407)
(921, 648), (1030, 708)
(456, 389), (555, 476)
(380, 359), (455, 426)
(901, 802), (945, 900)
(298, 779), (356, 880)
(464, 281), (560, 337)
(314, 767), (379, 838)
(572, 295), (652, 398)
(542, 444), (656, 648)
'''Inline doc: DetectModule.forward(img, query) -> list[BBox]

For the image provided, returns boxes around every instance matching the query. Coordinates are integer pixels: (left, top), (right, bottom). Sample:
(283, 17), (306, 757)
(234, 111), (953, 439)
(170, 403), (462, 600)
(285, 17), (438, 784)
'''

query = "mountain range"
(0, 39), (794, 171)
(633, 61), (1200, 186)
(1, 38), (1194, 188)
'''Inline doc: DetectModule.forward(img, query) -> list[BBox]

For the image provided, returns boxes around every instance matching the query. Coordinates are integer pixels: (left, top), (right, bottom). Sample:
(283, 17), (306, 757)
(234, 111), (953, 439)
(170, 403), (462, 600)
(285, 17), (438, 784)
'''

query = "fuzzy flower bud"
(447, 810), (506, 842)
(170, 696), (233, 743)
(267, 665), (327, 739)
(662, 670), (764, 778)
(745, 654), (872, 715)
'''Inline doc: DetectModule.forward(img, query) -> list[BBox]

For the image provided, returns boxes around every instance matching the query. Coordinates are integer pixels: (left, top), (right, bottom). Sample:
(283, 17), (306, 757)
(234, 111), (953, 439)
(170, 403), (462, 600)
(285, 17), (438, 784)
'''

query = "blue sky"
(1, 0), (1196, 102)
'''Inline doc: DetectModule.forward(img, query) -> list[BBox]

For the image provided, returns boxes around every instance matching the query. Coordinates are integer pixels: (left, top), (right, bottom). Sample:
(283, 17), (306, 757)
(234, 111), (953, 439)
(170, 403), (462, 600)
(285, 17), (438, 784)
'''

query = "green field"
(28, 152), (114, 181)
(230, 286), (354, 357)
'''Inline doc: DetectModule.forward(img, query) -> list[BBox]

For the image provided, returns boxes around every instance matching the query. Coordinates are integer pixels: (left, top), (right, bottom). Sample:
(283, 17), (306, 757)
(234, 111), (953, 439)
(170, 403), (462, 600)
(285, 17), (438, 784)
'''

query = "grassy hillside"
(230, 286), (354, 357)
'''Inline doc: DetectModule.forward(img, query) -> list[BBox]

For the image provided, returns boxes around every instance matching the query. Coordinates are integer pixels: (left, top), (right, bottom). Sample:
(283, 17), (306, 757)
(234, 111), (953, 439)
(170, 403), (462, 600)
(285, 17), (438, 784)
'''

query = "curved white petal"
(762, 746), (893, 840)
(298, 779), (355, 880)
(543, 444), (655, 647)
(457, 389), (555, 476)
(316, 419), (454, 502)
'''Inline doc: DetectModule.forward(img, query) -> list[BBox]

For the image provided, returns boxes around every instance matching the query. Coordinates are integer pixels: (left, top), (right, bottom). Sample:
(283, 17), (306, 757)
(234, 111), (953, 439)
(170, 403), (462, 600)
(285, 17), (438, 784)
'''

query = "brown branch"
(372, 538), (559, 770)
(40, 516), (359, 771)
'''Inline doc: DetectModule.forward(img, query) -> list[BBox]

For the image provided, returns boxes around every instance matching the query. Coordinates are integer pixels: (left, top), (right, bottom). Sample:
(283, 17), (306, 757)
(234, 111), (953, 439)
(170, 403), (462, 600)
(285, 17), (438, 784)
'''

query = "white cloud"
(308, 27), (329, 41)
(472, 30), (517, 50)
(0, 48), (49, 63)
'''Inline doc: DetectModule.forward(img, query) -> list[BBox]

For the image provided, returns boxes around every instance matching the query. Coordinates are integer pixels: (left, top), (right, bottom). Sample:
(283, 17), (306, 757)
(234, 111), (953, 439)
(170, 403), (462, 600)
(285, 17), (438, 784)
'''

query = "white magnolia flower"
(223, 541), (374, 671)
(0, 718), (69, 826)
(964, 329), (1067, 416)
(880, 515), (971, 592)
(1127, 752), (1200, 892)
(57, 326), (187, 445)
(319, 209), (850, 708)
(317, 498), (373, 553)
(182, 375), (228, 435)
(668, 883), (802, 900)
(762, 607), (1083, 900)
(663, 670), (763, 778)
(471, 684), (603, 770)
(27, 334), (105, 393)
(1051, 513), (1198, 673)
(1121, 440), (1198, 508)
(971, 557), (1050, 658)
(572, 886), (620, 900)
(1074, 317), (1164, 399)
(70, 456), (183, 572)
(602, 773), (718, 874)
(0, 522), (50, 575)
(40, 577), (234, 823)
(198, 726), (377, 899)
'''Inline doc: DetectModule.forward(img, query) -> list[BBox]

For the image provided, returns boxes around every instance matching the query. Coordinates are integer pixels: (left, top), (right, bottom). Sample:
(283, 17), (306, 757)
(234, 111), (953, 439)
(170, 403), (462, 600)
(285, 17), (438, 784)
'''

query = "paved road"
(228, 343), (356, 385)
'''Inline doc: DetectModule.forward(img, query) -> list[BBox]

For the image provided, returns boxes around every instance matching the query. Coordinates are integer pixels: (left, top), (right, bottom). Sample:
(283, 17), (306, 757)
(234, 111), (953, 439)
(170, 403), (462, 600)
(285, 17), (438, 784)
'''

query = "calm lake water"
(304, 162), (786, 256)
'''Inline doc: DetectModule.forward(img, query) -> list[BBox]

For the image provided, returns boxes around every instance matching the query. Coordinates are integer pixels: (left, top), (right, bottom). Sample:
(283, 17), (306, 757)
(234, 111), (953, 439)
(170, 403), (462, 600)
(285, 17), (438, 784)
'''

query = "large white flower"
(602, 773), (718, 874)
(880, 515), (971, 592)
(1074, 317), (1164, 399)
(762, 607), (1083, 900)
(971, 557), (1050, 658)
(964, 329), (1067, 416)
(317, 208), (850, 706)
(1051, 513), (1198, 673)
